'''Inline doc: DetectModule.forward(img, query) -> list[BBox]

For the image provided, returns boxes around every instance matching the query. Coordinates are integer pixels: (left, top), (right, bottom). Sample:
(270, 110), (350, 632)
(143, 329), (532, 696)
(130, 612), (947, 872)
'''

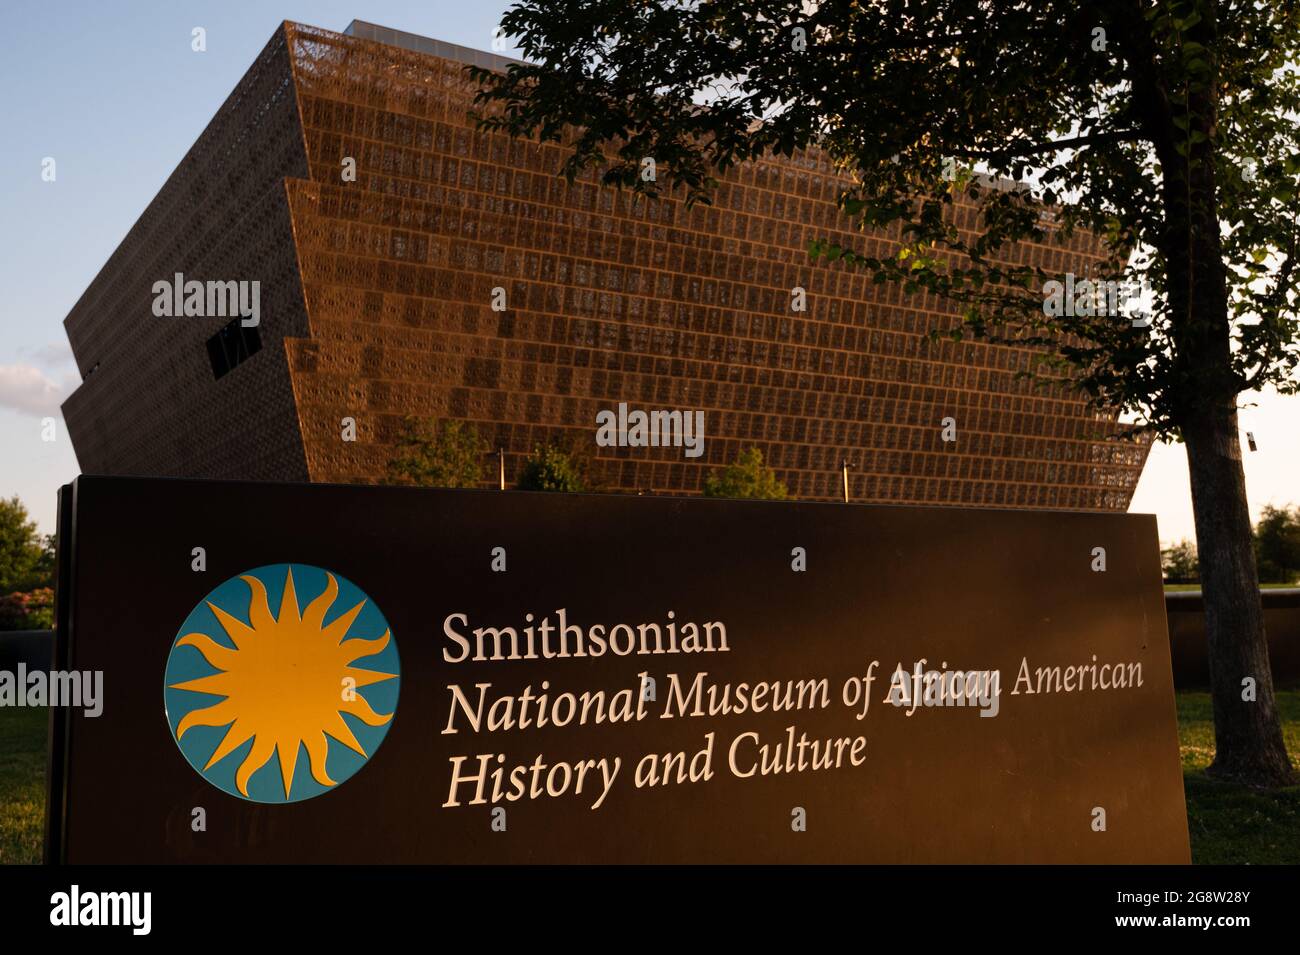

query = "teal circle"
(164, 563), (400, 803)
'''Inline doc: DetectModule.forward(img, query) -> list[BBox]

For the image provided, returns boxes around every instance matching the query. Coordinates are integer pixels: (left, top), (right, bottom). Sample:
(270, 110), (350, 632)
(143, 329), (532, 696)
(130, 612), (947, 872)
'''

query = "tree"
(473, 0), (1299, 786)
(0, 496), (53, 594)
(703, 447), (789, 500)
(1254, 504), (1300, 583)
(0, 589), (54, 631)
(1161, 539), (1200, 583)
(386, 418), (487, 488)
(518, 443), (588, 491)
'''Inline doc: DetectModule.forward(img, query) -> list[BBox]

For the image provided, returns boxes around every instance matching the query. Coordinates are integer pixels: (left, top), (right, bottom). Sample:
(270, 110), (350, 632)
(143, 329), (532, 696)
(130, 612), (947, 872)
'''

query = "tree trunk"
(1183, 409), (1295, 787)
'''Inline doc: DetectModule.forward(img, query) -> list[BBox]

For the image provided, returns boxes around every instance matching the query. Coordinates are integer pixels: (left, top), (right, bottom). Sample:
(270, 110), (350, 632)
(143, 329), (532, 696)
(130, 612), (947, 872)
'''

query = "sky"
(0, 0), (1295, 544)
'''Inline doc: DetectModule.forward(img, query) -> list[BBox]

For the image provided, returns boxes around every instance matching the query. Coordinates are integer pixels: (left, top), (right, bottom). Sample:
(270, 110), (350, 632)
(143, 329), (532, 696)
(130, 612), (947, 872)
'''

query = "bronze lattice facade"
(62, 20), (1150, 509)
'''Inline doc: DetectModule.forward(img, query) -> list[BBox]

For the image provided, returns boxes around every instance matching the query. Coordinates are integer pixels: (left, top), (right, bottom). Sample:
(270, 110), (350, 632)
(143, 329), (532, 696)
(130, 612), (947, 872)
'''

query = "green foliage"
(1163, 514), (1300, 585)
(473, 0), (1300, 437)
(0, 589), (54, 631)
(0, 497), (53, 595)
(517, 443), (588, 492)
(702, 447), (788, 500)
(386, 419), (488, 489)
(1161, 538), (1200, 583)
(1254, 504), (1300, 584)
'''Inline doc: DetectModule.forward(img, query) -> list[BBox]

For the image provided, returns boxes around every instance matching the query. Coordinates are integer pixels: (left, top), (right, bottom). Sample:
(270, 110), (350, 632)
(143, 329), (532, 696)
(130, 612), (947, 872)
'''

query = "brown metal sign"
(47, 476), (1189, 863)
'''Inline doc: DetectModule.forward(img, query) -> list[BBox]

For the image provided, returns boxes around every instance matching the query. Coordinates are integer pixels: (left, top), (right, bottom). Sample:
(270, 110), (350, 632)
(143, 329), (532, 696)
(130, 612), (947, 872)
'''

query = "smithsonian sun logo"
(163, 564), (400, 803)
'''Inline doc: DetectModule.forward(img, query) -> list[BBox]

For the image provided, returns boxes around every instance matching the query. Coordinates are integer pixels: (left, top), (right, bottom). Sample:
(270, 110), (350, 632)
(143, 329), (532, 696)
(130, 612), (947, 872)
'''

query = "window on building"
(206, 318), (263, 380)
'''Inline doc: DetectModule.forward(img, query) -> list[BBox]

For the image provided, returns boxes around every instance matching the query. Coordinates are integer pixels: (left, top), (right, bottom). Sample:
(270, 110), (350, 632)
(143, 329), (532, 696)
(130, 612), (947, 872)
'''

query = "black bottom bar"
(0, 864), (1287, 940)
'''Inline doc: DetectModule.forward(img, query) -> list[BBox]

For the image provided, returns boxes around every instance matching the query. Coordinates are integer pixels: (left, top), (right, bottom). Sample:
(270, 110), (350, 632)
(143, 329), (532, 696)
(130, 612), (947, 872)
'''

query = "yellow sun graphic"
(169, 568), (397, 799)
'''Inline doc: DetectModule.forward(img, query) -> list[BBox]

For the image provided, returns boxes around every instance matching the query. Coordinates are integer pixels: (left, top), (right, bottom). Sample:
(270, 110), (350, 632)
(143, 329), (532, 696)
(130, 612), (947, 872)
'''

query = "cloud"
(27, 342), (76, 368)
(0, 364), (74, 417)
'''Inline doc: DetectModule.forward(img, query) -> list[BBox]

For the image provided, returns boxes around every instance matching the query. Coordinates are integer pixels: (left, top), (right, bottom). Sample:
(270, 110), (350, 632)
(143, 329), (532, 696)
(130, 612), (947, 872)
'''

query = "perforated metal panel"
(62, 20), (1150, 509)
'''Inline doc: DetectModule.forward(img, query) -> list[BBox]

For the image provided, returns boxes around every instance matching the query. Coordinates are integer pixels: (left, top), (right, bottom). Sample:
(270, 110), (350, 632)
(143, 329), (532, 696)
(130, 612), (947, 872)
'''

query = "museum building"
(60, 19), (1150, 508)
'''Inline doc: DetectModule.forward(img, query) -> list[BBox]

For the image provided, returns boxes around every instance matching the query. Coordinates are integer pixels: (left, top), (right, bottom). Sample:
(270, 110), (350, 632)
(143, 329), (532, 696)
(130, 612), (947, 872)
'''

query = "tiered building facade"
(61, 20), (1149, 508)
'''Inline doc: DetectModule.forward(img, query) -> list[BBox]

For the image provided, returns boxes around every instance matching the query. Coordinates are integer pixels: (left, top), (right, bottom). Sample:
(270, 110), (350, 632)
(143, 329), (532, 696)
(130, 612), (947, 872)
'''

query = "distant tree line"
(1163, 504), (1300, 585)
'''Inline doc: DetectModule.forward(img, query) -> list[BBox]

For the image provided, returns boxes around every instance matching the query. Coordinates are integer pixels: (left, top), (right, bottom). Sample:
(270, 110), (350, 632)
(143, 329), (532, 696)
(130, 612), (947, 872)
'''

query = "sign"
(47, 476), (1190, 863)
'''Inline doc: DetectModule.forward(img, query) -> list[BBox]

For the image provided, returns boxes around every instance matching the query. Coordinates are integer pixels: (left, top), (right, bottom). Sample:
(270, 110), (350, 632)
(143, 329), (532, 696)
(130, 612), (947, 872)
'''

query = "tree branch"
(948, 129), (1144, 162)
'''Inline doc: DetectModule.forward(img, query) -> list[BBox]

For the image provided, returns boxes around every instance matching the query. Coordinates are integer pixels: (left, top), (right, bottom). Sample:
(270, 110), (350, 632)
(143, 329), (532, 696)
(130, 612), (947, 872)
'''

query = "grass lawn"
(1177, 690), (1300, 864)
(0, 706), (46, 865)
(1, 693), (1297, 864)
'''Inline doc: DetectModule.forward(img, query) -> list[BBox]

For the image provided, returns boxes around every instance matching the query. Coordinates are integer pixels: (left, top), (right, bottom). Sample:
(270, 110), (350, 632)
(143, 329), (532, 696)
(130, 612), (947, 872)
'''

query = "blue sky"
(0, 0), (1294, 541)
(0, 0), (519, 532)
